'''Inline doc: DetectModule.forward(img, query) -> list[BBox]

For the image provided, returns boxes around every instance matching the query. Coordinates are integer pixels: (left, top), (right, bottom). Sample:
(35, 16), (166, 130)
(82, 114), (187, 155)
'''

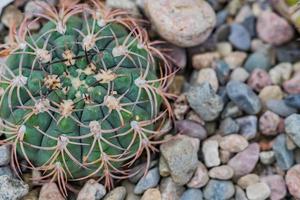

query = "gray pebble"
(0, 175), (28, 200)
(285, 114), (300, 148)
(180, 189), (203, 200)
(203, 180), (235, 200)
(266, 100), (297, 117)
(229, 23), (251, 51)
(272, 134), (294, 170)
(244, 50), (271, 72)
(218, 117), (240, 135)
(0, 145), (10, 166)
(236, 116), (258, 140)
(134, 167), (160, 194)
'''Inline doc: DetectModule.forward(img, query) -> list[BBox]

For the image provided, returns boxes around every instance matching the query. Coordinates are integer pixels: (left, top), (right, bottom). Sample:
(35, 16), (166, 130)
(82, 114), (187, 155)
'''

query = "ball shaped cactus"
(0, 0), (174, 195)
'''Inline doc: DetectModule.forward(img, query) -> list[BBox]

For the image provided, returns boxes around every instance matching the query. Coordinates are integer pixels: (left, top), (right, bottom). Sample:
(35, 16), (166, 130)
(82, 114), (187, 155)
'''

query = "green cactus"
(0, 0), (173, 196)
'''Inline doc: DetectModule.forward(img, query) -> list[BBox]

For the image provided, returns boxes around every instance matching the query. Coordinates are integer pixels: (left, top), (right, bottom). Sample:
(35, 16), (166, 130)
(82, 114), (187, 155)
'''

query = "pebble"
(230, 67), (249, 82)
(175, 120), (207, 140)
(261, 175), (287, 200)
(192, 52), (220, 69)
(208, 165), (234, 180)
(180, 189), (203, 200)
(229, 23), (251, 51)
(221, 102), (243, 119)
(0, 145), (10, 166)
(24, 1), (45, 19)
(246, 182), (271, 200)
(129, 161), (158, 183)
(220, 134), (249, 153)
(187, 161), (209, 188)
(215, 60), (230, 85)
(257, 11), (294, 45)
(39, 183), (64, 200)
(160, 135), (199, 185)
(259, 85), (284, 104)
(285, 94), (300, 109)
(235, 4), (253, 23)
(216, 10), (229, 27)
(237, 174), (260, 189)
(218, 117), (240, 135)
(285, 114), (300, 148)
(235, 186), (248, 200)
(196, 68), (219, 91)
(22, 189), (39, 200)
(283, 72), (300, 94)
(202, 140), (221, 167)
(259, 151), (275, 165)
(187, 82), (224, 121)
(166, 44), (187, 69)
(216, 42), (232, 57)
(219, 149), (232, 164)
(134, 167), (160, 194)
(0, 175), (28, 200)
(259, 111), (280, 136)
(272, 134), (294, 170)
(0, 166), (13, 177)
(203, 180), (235, 200)
(141, 188), (161, 200)
(276, 42), (300, 63)
(244, 50), (271, 72)
(251, 39), (266, 52)
(77, 180), (106, 200)
(247, 69), (272, 92)
(242, 15), (257, 38)
(286, 164), (300, 199)
(106, 0), (140, 16)
(226, 80), (262, 114)
(160, 177), (185, 200)
(103, 187), (126, 200)
(121, 181), (140, 200)
(1, 5), (24, 27)
(236, 116), (258, 139)
(266, 100), (297, 117)
(228, 143), (260, 177)
(269, 62), (293, 85)
(144, 0), (216, 47)
(159, 156), (170, 177)
(224, 51), (247, 69)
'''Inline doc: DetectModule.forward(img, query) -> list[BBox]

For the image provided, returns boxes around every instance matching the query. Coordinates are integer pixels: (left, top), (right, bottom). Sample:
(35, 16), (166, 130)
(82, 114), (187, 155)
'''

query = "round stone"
(220, 134), (248, 153)
(286, 164), (300, 199)
(208, 165), (234, 180)
(237, 174), (260, 189)
(246, 182), (271, 200)
(203, 180), (235, 200)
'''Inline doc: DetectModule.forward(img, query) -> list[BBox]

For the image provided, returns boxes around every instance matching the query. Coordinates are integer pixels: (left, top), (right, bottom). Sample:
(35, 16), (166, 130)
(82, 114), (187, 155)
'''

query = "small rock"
(244, 50), (271, 72)
(266, 100), (297, 117)
(242, 15), (257, 38)
(217, 42), (232, 57)
(106, 0), (140, 16)
(1, 5), (24, 27)
(228, 143), (260, 177)
(286, 164), (300, 199)
(236, 116), (258, 140)
(257, 11), (294, 45)
(216, 10), (229, 27)
(218, 117), (240, 135)
(227, 0), (242, 15)
(247, 69), (272, 92)
(103, 187), (126, 200)
(215, 60), (230, 85)
(259, 85), (284, 104)
(203, 180), (235, 200)
(121, 181), (140, 200)
(259, 111), (280, 136)
(141, 188), (161, 200)
(285, 94), (300, 109)
(219, 149), (232, 164)
(0, 175), (28, 200)
(285, 114), (300, 148)
(251, 39), (266, 52)
(221, 102), (243, 119)
(202, 140), (221, 167)
(196, 68), (219, 91)
(0, 166), (13, 177)
(235, 4), (253, 23)
(246, 182), (271, 200)
(261, 175), (287, 200)
(180, 189), (203, 200)
(283, 72), (300, 94)
(269, 62), (293, 85)
(160, 177), (185, 200)
(129, 161), (158, 183)
(0, 145), (10, 166)
(77, 179), (106, 200)
(165, 44), (187, 69)
(260, 150), (275, 166)
(160, 135), (199, 185)
(226, 80), (262, 114)
(229, 23), (251, 51)
(187, 162), (209, 188)
(230, 67), (249, 82)
(208, 165), (234, 180)
(175, 120), (207, 140)
(145, 0), (216, 47)
(235, 186), (248, 200)
(192, 52), (220, 69)
(39, 183), (63, 200)
(22, 189), (39, 200)
(187, 82), (224, 121)
(24, 1), (45, 19)
(237, 174), (260, 189)
(159, 156), (170, 177)
(276, 42), (300, 63)
(224, 51), (247, 69)
(134, 168), (160, 194)
(272, 134), (294, 170)
(220, 134), (248, 153)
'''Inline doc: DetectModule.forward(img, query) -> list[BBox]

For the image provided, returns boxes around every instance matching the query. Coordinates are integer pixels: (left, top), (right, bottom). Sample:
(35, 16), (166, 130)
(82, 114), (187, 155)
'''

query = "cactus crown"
(0, 0), (173, 196)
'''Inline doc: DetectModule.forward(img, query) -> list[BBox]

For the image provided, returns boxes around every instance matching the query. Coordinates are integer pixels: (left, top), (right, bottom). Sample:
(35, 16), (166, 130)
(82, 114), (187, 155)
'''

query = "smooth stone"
(285, 94), (300, 109)
(259, 151), (275, 165)
(0, 145), (10, 166)
(134, 168), (160, 194)
(246, 182), (271, 200)
(221, 102), (243, 119)
(247, 69), (272, 92)
(276, 42), (300, 63)
(0, 175), (28, 200)
(1, 5), (24, 27)
(203, 180), (235, 200)
(144, 0), (216, 47)
(230, 67), (249, 82)
(237, 174), (260, 189)
(259, 111), (280, 136)
(192, 52), (220, 69)
(286, 164), (300, 199)
(215, 60), (230, 85)
(104, 187), (126, 200)
(180, 189), (203, 200)
(187, 161), (209, 188)
(39, 183), (64, 200)
(226, 80), (262, 114)
(202, 140), (221, 167)
(269, 62), (293, 85)
(251, 39), (267, 52)
(272, 134), (294, 170)
(259, 85), (284, 104)
(121, 181), (140, 200)
(224, 51), (247, 69)
(244, 50), (271, 72)
(160, 135), (199, 185)
(208, 165), (234, 180)
(159, 155), (170, 177)
(235, 4), (253, 23)
(285, 114), (300, 147)
(257, 11), (294, 45)
(106, 0), (140, 16)
(196, 68), (219, 91)
(175, 120), (207, 140)
(229, 23), (251, 51)
(219, 149), (232, 164)
(129, 161), (158, 183)
(220, 134), (248, 153)
(141, 188), (161, 200)
(160, 177), (185, 200)
(266, 100), (297, 117)
(217, 42), (232, 57)
(235, 186), (248, 200)
(215, 24), (230, 42)
(218, 117), (240, 135)
(283, 72), (300, 94)
(77, 180), (106, 200)
(228, 143), (260, 177)
(216, 10), (229, 27)
(242, 15), (257, 38)
(236, 116), (258, 140)
(187, 82), (224, 121)
(261, 175), (287, 200)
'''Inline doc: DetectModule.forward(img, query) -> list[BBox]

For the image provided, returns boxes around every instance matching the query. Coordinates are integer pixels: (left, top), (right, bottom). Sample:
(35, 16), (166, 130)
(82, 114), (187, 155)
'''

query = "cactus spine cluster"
(0, 0), (173, 195)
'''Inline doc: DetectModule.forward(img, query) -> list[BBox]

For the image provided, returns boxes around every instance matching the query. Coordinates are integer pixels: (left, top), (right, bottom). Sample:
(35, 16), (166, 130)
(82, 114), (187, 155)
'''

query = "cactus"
(0, 0), (174, 196)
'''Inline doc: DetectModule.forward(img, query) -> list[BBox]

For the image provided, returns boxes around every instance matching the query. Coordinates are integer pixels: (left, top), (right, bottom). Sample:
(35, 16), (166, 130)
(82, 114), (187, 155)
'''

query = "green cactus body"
(0, 1), (172, 194)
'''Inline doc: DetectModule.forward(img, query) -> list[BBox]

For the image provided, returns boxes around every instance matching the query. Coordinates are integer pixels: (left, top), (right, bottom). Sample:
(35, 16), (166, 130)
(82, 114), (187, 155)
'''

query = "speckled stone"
(203, 180), (235, 200)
